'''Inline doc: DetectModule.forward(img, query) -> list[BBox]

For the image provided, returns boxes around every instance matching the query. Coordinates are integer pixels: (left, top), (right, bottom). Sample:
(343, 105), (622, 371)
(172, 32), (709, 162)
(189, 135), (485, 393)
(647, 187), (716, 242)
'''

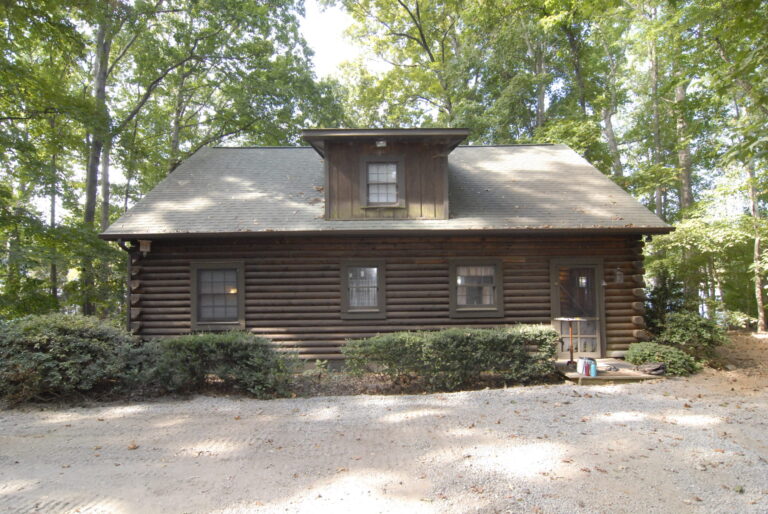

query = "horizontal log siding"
(131, 234), (645, 359)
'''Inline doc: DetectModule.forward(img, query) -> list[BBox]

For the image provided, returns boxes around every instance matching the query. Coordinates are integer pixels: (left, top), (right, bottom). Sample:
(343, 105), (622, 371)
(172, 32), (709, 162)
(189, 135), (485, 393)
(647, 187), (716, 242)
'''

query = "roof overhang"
(100, 226), (673, 242)
(302, 128), (470, 157)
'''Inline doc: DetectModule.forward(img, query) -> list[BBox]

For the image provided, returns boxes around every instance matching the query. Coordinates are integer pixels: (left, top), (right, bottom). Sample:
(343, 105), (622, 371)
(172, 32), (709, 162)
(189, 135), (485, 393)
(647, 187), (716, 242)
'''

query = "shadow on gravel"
(1, 378), (767, 513)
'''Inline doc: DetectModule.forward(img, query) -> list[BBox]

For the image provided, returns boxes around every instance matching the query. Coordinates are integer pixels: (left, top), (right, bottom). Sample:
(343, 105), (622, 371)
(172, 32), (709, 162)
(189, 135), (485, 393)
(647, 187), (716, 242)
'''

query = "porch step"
(558, 358), (664, 385)
(563, 372), (661, 385)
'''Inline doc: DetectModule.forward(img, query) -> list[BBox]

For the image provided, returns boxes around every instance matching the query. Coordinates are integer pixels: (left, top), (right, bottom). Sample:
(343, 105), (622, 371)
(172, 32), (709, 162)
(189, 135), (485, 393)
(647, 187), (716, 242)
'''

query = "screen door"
(552, 264), (602, 358)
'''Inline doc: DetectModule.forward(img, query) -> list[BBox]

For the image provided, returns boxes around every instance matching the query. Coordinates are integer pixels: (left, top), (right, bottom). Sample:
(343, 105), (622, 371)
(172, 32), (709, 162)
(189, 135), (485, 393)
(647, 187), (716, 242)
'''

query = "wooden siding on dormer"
(325, 140), (449, 220)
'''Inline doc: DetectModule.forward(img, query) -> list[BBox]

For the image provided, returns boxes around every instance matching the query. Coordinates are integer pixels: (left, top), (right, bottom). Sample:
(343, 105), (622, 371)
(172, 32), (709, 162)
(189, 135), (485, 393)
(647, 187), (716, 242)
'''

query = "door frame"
(549, 257), (606, 358)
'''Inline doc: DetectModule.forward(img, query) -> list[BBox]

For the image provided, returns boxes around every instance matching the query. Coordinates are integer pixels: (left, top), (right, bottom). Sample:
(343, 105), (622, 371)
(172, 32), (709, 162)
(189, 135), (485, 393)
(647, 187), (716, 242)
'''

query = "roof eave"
(100, 225), (673, 241)
(302, 128), (470, 157)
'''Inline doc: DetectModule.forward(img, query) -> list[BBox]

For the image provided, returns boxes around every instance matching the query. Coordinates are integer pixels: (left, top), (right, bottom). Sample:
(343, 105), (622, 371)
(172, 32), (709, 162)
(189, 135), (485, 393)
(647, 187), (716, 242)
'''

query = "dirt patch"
(289, 370), (562, 398)
(714, 332), (768, 383)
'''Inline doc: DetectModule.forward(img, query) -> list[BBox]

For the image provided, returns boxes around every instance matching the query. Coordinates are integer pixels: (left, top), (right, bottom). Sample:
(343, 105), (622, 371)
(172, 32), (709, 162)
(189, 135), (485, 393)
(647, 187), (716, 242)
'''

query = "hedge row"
(0, 314), (291, 404)
(343, 325), (560, 391)
(1, 315), (562, 402)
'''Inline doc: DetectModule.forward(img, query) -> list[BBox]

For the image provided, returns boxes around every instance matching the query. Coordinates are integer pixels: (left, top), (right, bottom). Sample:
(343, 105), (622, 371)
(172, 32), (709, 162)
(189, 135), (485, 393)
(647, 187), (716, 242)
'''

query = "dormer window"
(360, 155), (405, 208)
(367, 162), (397, 204)
(301, 128), (468, 220)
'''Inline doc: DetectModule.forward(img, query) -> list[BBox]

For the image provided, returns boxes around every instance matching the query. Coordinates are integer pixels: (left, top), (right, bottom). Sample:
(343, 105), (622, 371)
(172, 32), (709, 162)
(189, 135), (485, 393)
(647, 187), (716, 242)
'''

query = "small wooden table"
(554, 317), (588, 367)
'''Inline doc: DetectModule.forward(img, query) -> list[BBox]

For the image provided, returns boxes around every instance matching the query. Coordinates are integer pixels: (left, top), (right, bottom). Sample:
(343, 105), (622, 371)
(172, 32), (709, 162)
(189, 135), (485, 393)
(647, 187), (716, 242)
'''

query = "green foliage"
(644, 269), (687, 334)
(343, 325), (559, 391)
(645, 212), (760, 320)
(2, 0), (768, 332)
(655, 311), (727, 360)
(137, 332), (293, 398)
(722, 310), (756, 330)
(0, 0), (345, 319)
(0, 317), (293, 403)
(533, 117), (613, 174)
(625, 342), (700, 376)
(0, 314), (135, 404)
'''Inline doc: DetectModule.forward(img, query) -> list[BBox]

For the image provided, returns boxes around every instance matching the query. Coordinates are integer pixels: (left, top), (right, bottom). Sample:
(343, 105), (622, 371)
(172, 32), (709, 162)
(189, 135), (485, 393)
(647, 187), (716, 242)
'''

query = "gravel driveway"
(1, 360), (767, 514)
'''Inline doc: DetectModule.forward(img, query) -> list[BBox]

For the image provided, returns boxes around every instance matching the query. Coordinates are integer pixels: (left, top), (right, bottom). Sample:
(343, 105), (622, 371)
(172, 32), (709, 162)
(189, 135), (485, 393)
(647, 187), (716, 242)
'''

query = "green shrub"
(644, 270), (686, 334)
(343, 329), (423, 377)
(343, 325), (559, 391)
(625, 342), (700, 376)
(722, 310), (756, 330)
(140, 331), (293, 398)
(0, 314), (135, 404)
(655, 311), (727, 360)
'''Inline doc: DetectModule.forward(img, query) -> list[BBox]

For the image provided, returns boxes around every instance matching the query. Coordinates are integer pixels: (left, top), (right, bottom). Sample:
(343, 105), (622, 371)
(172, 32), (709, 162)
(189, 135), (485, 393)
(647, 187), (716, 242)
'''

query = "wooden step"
(563, 372), (662, 385)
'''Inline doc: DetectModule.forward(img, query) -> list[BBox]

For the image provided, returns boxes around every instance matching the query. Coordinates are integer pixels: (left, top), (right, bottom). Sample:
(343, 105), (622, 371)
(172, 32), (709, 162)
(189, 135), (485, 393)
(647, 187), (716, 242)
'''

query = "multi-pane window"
(367, 162), (398, 204)
(197, 269), (239, 322)
(348, 266), (379, 308)
(450, 261), (504, 318)
(456, 265), (496, 306)
(191, 261), (244, 329)
(341, 261), (386, 319)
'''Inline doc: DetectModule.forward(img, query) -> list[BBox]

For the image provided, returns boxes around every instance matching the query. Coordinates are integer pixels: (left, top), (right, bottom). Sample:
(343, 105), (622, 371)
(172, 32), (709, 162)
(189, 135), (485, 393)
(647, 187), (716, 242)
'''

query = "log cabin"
(101, 128), (671, 360)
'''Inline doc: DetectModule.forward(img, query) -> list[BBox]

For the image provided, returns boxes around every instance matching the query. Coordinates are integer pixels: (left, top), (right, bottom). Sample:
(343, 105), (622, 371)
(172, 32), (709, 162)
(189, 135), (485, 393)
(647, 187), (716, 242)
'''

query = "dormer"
(302, 128), (468, 220)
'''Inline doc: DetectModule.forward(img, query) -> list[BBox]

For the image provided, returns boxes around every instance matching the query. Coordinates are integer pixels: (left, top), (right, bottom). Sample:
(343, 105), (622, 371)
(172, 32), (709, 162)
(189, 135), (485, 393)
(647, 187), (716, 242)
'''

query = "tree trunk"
(602, 107), (623, 177)
(100, 137), (112, 231)
(123, 119), (139, 211)
(169, 107), (182, 173)
(6, 182), (29, 304)
(675, 80), (693, 209)
(747, 160), (766, 331)
(649, 39), (664, 219)
(535, 44), (546, 128)
(601, 41), (623, 178)
(564, 25), (587, 116)
(754, 233), (765, 332)
(84, 11), (112, 227)
(82, 6), (113, 316)
(732, 98), (764, 331)
(48, 117), (59, 307)
(7, 214), (21, 300)
(169, 67), (192, 173)
(520, 21), (546, 132)
(49, 148), (58, 306)
(84, 142), (103, 227)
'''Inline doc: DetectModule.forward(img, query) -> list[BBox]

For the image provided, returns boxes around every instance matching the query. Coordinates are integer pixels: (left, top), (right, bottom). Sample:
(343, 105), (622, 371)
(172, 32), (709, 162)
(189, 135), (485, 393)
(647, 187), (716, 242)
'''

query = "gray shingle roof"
(101, 144), (670, 238)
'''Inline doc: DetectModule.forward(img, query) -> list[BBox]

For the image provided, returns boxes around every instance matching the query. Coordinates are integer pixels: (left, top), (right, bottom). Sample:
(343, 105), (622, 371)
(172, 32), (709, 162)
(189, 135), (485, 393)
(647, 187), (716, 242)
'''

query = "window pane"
(200, 306), (215, 320)
(198, 268), (239, 322)
(367, 162), (398, 203)
(456, 265), (496, 306)
(367, 162), (397, 183)
(368, 183), (397, 203)
(348, 266), (378, 308)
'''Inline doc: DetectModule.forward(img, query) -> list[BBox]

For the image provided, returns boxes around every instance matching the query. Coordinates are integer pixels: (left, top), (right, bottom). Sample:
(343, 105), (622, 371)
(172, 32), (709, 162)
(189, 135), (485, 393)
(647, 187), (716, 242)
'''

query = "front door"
(551, 261), (603, 358)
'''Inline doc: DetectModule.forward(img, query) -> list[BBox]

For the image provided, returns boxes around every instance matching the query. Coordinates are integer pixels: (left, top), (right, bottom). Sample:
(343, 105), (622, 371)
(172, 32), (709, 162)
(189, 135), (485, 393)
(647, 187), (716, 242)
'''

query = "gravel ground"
(1, 337), (767, 513)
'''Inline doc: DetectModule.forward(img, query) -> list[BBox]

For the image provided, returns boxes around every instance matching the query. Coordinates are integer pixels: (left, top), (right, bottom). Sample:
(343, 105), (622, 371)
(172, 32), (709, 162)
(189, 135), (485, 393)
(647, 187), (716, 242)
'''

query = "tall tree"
(1, 0), (343, 319)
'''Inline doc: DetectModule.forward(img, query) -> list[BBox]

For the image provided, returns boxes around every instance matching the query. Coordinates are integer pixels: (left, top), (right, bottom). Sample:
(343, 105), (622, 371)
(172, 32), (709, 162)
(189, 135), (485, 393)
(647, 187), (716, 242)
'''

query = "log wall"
(129, 233), (647, 359)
